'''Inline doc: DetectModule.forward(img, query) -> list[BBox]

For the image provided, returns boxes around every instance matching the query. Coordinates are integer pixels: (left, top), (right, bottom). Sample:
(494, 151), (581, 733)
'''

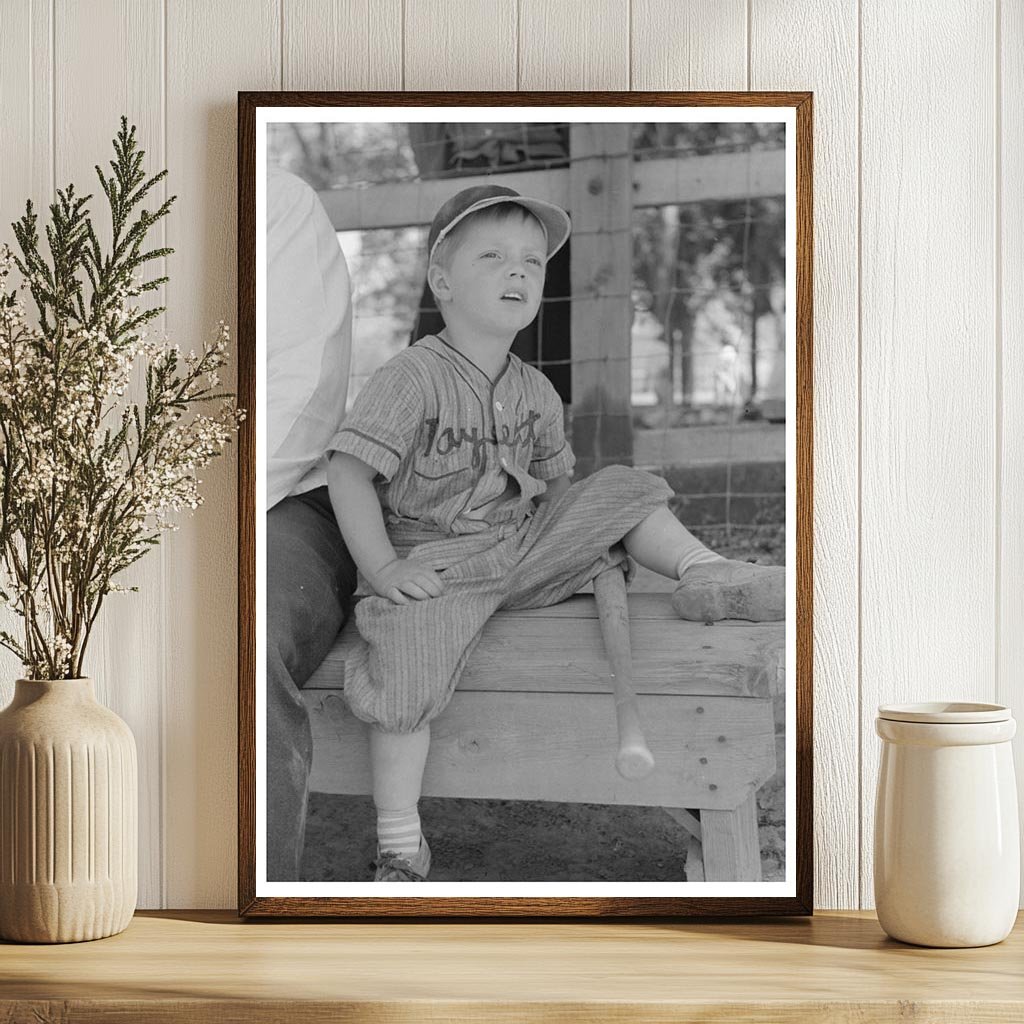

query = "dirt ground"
(303, 775), (785, 882)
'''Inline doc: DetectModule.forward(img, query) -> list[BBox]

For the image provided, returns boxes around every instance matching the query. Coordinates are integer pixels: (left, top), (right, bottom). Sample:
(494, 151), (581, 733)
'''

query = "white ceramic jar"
(874, 702), (1019, 947)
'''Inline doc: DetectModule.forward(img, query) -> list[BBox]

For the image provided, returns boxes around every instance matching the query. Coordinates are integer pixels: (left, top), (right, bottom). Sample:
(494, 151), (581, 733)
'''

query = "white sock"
(376, 805), (422, 858)
(675, 547), (726, 580)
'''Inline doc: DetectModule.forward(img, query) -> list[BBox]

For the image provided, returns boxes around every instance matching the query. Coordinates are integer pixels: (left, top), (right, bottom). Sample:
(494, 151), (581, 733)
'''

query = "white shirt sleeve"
(266, 166), (352, 510)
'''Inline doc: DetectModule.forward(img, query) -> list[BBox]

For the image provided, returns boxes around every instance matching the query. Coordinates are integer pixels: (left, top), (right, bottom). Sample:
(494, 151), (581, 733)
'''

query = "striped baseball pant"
(343, 464), (673, 733)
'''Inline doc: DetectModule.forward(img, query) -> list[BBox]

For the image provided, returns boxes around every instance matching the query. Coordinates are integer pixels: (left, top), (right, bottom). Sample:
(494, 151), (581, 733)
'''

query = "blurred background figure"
(266, 167), (358, 880)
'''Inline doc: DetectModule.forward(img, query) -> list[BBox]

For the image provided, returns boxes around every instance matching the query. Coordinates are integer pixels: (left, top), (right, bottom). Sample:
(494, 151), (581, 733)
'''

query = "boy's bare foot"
(373, 835), (432, 881)
(672, 559), (785, 622)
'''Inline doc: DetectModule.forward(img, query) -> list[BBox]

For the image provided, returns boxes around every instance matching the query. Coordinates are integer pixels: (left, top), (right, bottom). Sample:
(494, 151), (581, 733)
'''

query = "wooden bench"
(303, 593), (785, 882)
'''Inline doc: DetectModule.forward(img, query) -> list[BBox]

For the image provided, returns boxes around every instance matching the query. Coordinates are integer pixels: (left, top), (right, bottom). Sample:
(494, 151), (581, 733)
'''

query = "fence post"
(568, 123), (634, 477)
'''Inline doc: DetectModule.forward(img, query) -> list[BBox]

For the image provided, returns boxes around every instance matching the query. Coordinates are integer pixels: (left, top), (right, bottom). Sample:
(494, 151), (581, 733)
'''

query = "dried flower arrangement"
(0, 118), (243, 680)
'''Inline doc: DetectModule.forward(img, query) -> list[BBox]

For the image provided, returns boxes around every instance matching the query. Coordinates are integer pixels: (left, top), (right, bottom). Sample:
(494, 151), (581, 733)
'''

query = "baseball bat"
(593, 566), (655, 780)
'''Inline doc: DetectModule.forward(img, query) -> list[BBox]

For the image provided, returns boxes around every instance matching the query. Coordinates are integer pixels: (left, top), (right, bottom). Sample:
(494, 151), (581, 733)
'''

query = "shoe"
(373, 836), (432, 881)
(672, 559), (785, 622)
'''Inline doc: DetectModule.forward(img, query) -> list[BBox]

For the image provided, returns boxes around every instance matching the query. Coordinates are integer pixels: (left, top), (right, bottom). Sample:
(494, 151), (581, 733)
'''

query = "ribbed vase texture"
(0, 678), (137, 943)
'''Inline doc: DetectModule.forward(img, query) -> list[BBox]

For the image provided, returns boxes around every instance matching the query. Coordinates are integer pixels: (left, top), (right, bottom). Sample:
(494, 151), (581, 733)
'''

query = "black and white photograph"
(240, 95), (810, 915)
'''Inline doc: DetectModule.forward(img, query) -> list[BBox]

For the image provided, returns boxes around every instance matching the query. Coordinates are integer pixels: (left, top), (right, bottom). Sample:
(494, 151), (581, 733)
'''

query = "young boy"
(327, 184), (784, 882)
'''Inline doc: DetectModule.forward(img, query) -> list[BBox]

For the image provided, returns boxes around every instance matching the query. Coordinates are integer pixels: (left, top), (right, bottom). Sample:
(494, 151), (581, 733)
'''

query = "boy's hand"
(368, 557), (446, 605)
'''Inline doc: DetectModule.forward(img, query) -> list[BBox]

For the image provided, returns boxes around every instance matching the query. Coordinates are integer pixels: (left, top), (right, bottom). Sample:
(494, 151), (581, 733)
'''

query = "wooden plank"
(317, 168), (566, 232)
(306, 609), (785, 698)
(634, 151), (786, 207)
(519, 0), (629, 90)
(404, 0), (516, 90)
(52, 0), (165, 910)
(7, 911), (1024, 1016)
(751, 0), (859, 910)
(4, 910), (1024, 1011)
(701, 789), (761, 882)
(632, 0), (747, 91)
(663, 805), (702, 841)
(308, 591), (788, 622)
(307, 691), (776, 809)
(316, 152), (785, 231)
(0, 0), (51, 231)
(569, 122), (633, 475)
(0, 0), (53, 699)
(1001, 0), (1024, 907)
(164, 0), (280, 909)
(685, 832), (705, 881)
(496, 591), (786, 625)
(860, 1), (998, 908)
(283, 0), (402, 90)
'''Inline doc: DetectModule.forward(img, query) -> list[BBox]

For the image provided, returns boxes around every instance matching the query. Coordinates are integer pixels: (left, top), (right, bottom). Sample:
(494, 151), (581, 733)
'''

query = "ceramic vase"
(874, 702), (1019, 948)
(0, 678), (137, 943)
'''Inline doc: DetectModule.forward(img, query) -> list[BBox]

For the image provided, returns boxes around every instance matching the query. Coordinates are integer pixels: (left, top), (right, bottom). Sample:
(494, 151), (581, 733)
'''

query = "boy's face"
(429, 209), (548, 338)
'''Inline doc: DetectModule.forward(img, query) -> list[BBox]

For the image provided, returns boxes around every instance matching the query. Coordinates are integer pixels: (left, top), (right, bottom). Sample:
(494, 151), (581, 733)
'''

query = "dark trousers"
(267, 486), (357, 880)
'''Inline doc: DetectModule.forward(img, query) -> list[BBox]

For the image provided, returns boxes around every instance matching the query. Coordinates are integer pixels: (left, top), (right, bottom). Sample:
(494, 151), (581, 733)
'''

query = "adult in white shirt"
(266, 167), (357, 880)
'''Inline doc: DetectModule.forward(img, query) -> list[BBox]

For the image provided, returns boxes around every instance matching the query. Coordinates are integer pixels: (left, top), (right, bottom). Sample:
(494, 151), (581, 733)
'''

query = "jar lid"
(877, 702), (1011, 724)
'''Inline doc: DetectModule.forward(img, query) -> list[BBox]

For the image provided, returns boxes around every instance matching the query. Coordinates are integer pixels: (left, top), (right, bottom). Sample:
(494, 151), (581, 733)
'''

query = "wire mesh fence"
(268, 120), (787, 564)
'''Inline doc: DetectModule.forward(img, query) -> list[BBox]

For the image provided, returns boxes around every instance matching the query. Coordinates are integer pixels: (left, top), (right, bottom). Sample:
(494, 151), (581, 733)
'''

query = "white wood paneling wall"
(1004, 0), (1024, 916)
(0, 0), (1018, 910)
(859, 1), (999, 910)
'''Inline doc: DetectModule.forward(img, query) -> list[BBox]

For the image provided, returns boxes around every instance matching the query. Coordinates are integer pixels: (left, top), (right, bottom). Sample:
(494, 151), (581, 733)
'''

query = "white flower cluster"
(140, 402), (238, 520)
(0, 244), (243, 677)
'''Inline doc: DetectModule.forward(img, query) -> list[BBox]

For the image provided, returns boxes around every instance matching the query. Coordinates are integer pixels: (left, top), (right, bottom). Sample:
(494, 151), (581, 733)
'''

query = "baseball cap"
(427, 184), (571, 265)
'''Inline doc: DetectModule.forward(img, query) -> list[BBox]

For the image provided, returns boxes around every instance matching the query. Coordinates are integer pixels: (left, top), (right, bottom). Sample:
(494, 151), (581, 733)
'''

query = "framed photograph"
(238, 91), (812, 916)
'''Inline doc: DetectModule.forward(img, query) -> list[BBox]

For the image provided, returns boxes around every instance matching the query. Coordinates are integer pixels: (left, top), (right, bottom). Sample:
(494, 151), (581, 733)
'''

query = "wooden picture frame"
(238, 91), (812, 917)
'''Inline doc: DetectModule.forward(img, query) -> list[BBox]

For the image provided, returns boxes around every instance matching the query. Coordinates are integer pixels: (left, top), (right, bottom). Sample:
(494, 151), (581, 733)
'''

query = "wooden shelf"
(2, 910), (1022, 1022)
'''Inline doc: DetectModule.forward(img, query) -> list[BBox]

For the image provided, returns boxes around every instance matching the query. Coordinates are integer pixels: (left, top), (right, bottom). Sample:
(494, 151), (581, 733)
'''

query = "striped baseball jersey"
(328, 334), (575, 535)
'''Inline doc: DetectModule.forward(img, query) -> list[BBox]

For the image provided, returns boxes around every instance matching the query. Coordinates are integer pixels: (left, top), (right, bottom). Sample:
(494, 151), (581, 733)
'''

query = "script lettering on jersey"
(422, 410), (542, 469)
(495, 411), (542, 459)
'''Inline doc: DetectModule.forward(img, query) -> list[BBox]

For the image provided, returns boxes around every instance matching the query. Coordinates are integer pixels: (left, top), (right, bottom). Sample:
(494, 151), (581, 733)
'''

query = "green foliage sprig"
(0, 117), (243, 679)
